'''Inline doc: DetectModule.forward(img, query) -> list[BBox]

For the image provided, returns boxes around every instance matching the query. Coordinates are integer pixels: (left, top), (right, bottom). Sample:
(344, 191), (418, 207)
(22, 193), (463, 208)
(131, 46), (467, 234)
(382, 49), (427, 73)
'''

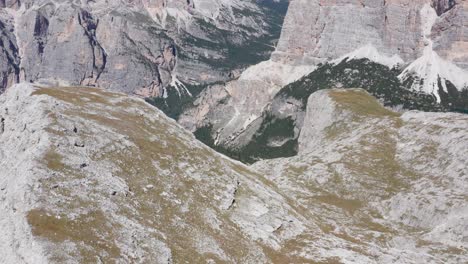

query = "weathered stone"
(0, 0), (284, 95)
(1, 84), (467, 263)
(0, 11), (19, 93)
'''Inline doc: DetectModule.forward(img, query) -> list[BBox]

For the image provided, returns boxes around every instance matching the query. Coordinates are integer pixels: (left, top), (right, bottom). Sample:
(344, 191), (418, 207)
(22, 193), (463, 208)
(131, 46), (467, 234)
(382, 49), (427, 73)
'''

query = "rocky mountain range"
(1, 0), (468, 263)
(0, 83), (467, 263)
(178, 0), (468, 162)
(0, 0), (287, 95)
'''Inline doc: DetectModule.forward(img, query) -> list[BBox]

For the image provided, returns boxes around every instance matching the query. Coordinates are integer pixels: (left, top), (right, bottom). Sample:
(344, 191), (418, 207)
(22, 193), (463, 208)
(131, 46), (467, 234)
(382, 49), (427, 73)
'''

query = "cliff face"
(0, 0), (286, 96)
(179, 0), (468, 161)
(272, 0), (468, 96)
(1, 84), (466, 263)
(273, 0), (424, 65)
(0, 10), (19, 92)
(273, 0), (467, 69)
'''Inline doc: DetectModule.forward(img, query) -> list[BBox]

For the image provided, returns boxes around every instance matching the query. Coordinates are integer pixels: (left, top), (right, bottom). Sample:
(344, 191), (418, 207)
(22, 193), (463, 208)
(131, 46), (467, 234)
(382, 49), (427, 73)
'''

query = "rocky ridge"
(253, 88), (468, 263)
(0, 83), (306, 263)
(0, 83), (467, 263)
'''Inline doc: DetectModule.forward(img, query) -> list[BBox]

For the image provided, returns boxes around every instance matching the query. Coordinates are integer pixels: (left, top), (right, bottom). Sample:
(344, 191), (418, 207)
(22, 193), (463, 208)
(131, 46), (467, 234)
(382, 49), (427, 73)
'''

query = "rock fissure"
(77, 10), (107, 85)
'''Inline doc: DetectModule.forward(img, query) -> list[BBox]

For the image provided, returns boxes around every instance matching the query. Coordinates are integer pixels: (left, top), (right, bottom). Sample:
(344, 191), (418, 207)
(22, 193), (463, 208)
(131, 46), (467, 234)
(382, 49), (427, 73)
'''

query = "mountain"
(179, 0), (468, 162)
(0, 83), (305, 263)
(253, 88), (468, 263)
(1, 83), (466, 263)
(1, 1), (468, 262)
(0, 0), (287, 96)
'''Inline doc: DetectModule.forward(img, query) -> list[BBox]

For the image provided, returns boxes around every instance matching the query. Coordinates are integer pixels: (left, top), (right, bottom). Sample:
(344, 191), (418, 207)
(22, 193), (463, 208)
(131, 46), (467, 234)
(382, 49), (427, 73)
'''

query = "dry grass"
(329, 89), (401, 118)
(27, 209), (121, 262)
(30, 86), (293, 262)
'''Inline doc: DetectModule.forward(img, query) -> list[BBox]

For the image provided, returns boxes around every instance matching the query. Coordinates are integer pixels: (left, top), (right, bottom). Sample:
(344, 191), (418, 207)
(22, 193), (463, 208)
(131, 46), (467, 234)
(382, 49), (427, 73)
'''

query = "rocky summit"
(1, 0), (468, 263)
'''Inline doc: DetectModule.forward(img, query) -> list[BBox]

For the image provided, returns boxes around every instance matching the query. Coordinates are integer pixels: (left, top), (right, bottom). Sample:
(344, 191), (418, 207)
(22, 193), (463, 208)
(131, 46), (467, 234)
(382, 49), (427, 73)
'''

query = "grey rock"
(272, 0), (423, 66)
(180, 0), (468, 158)
(432, 1), (468, 70)
(2, 84), (467, 263)
(0, 0), (20, 9)
(0, 117), (4, 134)
(254, 88), (468, 263)
(0, 83), (307, 263)
(0, 10), (19, 93)
(0, 0), (284, 95)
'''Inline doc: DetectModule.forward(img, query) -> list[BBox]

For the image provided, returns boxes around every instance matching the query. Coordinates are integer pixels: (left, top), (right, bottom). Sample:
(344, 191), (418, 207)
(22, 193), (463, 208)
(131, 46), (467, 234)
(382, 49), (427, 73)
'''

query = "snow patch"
(239, 59), (315, 87)
(399, 50), (468, 101)
(170, 75), (192, 97)
(333, 44), (404, 69)
(399, 4), (468, 101)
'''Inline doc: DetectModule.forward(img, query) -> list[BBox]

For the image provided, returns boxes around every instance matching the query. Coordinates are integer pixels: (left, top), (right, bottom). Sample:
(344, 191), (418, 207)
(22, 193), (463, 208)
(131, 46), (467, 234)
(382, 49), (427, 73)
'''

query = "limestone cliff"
(0, 0), (286, 96)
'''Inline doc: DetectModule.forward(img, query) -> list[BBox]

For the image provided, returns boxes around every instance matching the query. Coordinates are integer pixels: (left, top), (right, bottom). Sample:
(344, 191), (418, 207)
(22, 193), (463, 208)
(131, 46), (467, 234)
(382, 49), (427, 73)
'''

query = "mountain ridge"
(178, 0), (468, 162)
(1, 83), (467, 263)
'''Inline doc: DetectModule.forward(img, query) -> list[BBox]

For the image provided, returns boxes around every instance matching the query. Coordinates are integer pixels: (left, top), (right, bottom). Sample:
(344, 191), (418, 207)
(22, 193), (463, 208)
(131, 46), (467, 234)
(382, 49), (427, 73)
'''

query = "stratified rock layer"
(273, 0), (468, 70)
(0, 0), (284, 95)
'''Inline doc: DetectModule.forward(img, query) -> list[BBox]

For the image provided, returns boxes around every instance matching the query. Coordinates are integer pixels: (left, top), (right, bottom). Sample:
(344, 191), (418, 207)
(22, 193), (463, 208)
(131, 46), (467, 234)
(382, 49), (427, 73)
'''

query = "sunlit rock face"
(0, 0), (284, 96)
(431, 1), (468, 70)
(272, 0), (467, 69)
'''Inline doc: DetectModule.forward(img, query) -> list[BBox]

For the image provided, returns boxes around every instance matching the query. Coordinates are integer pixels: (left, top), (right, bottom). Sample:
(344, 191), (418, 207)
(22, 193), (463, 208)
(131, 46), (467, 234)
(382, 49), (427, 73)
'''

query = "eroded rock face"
(273, 0), (424, 65)
(432, 0), (457, 15)
(271, 0), (466, 68)
(0, 0), (20, 9)
(0, 10), (19, 93)
(432, 1), (468, 70)
(0, 0), (284, 95)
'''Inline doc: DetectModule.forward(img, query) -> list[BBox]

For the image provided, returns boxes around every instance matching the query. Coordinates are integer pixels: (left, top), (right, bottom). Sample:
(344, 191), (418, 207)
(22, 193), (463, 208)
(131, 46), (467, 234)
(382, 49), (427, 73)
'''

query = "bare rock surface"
(253, 88), (468, 263)
(1, 84), (467, 263)
(0, 83), (307, 263)
(0, 0), (283, 95)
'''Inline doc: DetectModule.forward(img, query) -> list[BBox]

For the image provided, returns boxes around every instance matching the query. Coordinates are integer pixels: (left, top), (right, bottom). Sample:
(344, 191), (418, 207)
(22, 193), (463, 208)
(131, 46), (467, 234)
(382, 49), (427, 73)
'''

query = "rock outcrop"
(1, 84), (466, 263)
(253, 88), (468, 263)
(0, 9), (19, 93)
